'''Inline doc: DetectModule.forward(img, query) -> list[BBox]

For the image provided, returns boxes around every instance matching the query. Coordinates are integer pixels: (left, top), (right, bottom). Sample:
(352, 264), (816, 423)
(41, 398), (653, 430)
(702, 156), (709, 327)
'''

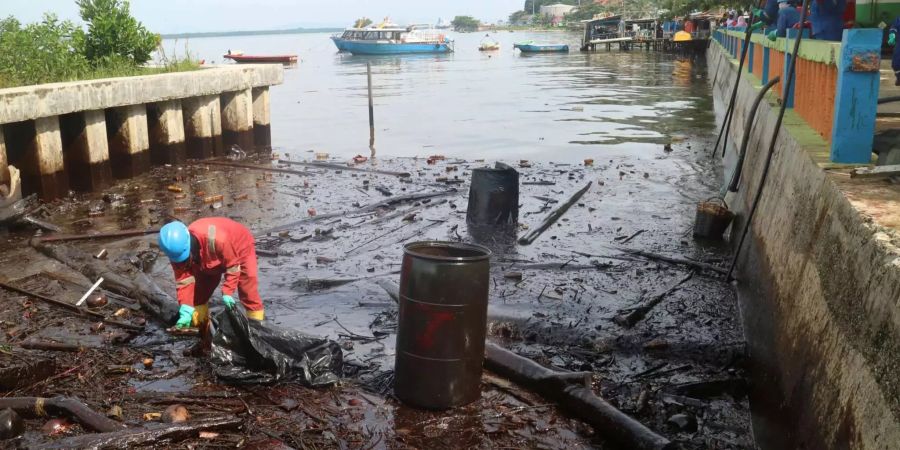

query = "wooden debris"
(518, 182), (592, 245)
(32, 228), (160, 244)
(484, 343), (672, 450)
(0, 397), (124, 433)
(850, 164), (900, 179)
(0, 281), (143, 331)
(42, 416), (242, 449)
(278, 159), (411, 177)
(614, 272), (695, 327)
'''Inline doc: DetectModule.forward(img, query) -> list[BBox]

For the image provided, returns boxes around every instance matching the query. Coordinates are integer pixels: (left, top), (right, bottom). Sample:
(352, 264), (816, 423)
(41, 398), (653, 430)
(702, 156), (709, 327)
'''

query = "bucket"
(394, 241), (492, 409)
(693, 197), (735, 239)
(466, 163), (519, 227)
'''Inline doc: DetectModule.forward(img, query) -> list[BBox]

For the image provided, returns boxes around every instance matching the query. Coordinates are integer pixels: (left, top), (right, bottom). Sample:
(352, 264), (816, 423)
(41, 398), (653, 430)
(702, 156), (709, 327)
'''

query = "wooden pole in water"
(367, 61), (375, 157)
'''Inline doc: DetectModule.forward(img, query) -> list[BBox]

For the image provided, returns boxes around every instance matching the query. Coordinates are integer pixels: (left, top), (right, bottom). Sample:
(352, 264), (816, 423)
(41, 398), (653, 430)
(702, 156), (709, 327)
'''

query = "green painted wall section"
(724, 28), (839, 66)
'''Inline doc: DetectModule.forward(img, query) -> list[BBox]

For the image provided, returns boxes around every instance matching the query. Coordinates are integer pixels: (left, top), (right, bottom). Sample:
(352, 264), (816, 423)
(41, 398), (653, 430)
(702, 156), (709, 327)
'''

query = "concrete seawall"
(707, 43), (900, 448)
(0, 65), (282, 200)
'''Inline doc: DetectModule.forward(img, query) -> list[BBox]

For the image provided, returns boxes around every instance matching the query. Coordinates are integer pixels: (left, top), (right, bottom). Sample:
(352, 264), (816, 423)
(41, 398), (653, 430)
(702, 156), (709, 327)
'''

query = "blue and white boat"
(514, 41), (570, 53)
(331, 24), (453, 55)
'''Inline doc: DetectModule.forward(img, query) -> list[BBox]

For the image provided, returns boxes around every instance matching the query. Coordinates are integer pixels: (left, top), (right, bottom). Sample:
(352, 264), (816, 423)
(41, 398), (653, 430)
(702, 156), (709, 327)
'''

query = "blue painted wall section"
(783, 29), (799, 108)
(762, 46), (770, 84)
(830, 28), (882, 163)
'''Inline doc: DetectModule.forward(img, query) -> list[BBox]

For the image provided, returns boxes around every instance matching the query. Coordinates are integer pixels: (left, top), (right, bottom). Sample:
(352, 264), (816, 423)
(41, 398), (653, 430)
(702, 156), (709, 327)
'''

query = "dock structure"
(580, 15), (711, 53)
(0, 65), (282, 200)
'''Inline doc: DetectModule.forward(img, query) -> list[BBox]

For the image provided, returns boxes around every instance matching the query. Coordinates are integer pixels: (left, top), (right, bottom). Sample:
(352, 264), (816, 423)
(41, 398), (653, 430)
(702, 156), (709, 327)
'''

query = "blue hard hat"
(159, 221), (191, 263)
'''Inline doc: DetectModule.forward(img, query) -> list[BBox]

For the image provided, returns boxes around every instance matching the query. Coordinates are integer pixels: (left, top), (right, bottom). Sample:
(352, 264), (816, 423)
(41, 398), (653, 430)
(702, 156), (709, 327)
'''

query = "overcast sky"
(4, 0), (526, 33)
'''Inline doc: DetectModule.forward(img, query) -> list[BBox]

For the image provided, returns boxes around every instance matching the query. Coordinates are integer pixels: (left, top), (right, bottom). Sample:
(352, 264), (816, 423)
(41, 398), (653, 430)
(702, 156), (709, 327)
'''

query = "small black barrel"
(394, 241), (492, 409)
(466, 163), (519, 227)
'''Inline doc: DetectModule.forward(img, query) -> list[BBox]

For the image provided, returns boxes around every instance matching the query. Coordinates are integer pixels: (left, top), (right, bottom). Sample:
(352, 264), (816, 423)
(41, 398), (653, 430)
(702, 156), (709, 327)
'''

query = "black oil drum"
(466, 163), (519, 227)
(394, 241), (492, 409)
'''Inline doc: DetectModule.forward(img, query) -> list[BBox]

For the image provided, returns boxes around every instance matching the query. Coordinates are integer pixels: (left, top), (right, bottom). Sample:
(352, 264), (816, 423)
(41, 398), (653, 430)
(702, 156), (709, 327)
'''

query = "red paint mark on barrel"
(415, 304), (454, 351)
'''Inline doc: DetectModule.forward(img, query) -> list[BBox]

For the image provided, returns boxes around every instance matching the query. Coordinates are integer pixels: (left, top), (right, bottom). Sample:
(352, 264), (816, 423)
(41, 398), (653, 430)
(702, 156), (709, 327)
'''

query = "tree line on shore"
(0, 0), (193, 89)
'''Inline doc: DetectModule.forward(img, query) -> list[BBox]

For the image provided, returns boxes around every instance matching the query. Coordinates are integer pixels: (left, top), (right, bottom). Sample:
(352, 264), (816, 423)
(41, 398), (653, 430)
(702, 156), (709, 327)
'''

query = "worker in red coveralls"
(158, 218), (265, 354)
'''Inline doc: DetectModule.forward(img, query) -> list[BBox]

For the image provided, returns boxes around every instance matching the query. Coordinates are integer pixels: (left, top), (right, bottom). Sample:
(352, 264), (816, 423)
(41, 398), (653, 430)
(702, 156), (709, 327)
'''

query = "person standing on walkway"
(768, 0), (801, 40)
(810, 0), (847, 41)
(159, 218), (266, 354)
(889, 17), (900, 85)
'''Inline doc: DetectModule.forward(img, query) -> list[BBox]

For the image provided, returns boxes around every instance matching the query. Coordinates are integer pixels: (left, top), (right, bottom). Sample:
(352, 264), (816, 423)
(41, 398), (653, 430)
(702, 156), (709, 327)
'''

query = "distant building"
(540, 3), (577, 23)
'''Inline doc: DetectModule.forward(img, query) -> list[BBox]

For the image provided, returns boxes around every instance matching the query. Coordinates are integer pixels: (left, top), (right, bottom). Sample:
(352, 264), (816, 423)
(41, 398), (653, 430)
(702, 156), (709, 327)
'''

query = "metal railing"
(713, 28), (882, 164)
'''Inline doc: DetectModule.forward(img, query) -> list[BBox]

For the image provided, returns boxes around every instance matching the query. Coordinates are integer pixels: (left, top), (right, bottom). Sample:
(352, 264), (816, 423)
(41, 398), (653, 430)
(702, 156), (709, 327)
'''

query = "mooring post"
(830, 28), (882, 163)
(367, 61), (375, 157)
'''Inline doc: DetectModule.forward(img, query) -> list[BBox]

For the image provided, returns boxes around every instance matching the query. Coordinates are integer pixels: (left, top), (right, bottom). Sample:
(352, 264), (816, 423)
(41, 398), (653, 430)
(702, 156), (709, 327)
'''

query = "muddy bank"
(0, 137), (752, 448)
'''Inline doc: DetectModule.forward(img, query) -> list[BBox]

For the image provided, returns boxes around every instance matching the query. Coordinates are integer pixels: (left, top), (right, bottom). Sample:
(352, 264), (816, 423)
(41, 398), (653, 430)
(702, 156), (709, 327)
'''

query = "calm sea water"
(162, 31), (715, 161)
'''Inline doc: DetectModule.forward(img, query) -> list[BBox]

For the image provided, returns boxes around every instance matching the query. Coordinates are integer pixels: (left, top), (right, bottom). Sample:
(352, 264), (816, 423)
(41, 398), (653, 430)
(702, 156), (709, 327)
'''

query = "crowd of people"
(715, 0), (852, 41)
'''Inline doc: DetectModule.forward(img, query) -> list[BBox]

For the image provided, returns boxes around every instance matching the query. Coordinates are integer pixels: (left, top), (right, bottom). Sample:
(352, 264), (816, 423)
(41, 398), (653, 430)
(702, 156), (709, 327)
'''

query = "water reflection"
(164, 32), (716, 161)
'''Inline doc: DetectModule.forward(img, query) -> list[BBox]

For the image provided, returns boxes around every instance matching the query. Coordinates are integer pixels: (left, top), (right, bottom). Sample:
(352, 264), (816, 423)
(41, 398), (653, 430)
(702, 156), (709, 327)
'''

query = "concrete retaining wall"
(0, 65), (282, 200)
(708, 43), (900, 449)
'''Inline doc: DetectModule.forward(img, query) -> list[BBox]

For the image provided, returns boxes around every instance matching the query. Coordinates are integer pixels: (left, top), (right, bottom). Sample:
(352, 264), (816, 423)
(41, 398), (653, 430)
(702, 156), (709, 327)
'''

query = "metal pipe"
(728, 76), (781, 192)
(367, 61), (375, 157)
(711, 8), (762, 158)
(727, 0), (811, 282)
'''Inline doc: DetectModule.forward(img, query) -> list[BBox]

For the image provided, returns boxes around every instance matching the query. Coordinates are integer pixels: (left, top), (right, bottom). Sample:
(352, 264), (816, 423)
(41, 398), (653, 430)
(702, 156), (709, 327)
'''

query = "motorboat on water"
(514, 41), (570, 53)
(479, 35), (500, 51)
(331, 23), (453, 55)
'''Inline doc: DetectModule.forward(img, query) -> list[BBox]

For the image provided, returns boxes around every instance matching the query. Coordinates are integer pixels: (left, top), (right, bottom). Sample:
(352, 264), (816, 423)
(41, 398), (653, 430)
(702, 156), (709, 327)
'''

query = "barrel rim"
(403, 241), (492, 262)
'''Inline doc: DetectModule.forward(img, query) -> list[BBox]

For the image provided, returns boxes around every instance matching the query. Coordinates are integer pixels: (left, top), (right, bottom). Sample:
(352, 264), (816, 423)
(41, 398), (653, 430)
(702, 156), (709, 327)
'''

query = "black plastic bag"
(210, 308), (343, 386)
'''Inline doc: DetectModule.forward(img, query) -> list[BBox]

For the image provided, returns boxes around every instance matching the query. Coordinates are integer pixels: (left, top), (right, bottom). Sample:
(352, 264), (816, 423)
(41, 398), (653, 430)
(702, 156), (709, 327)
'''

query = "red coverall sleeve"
(219, 240), (242, 296)
(172, 263), (197, 307)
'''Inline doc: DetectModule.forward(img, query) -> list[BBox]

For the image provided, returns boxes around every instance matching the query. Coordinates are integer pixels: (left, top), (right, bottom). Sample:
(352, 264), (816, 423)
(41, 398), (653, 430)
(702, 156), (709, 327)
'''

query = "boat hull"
(223, 55), (297, 64)
(514, 44), (569, 53)
(332, 37), (452, 55)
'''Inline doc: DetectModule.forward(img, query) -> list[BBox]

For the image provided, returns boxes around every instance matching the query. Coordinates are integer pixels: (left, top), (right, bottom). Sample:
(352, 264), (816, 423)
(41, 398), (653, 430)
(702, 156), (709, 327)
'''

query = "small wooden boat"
(479, 42), (500, 51)
(223, 53), (298, 64)
(514, 42), (569, 53)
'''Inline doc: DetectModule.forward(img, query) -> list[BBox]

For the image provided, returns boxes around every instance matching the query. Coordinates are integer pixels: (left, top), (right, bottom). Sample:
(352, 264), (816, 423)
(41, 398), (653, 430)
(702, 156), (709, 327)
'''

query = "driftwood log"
(42, 416), (243, 449)
(0, 282), (142, 331)
(518, 182), (592, 245)
(33, 228), (159, 244)
(484, 343), (673, 450)
(261, 189), (457, 235)
(0, 397), (124, 432)
(33, 243), (179, 325)
(277, 159), (411, 177)
(614, 272), (695, 327)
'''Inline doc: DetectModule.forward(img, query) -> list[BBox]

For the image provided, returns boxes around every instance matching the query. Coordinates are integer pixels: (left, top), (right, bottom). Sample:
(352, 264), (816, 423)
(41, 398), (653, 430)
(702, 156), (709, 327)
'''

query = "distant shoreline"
(160, 28), (343, 39)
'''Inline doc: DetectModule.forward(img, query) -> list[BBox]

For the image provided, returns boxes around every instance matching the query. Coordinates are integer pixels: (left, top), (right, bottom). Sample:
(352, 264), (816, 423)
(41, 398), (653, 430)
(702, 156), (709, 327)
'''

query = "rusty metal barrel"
(394, 241), (492, 409)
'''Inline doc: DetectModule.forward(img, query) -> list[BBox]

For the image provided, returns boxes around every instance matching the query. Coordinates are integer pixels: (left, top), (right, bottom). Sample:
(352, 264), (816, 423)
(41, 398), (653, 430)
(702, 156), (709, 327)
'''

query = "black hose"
(727, 0), (811, 282)
(728, 76), (781, 192)
(877, 95), (900, 104)
(711, 16), (758, 158)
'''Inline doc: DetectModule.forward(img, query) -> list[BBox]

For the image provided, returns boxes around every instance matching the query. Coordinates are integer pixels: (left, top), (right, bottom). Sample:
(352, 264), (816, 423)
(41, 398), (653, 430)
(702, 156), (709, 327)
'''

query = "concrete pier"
(221, 88), (254, 152)
(252, 87), (272, 149)
(60, 110), (112, 191)
(0, 126), (7, 187)
(106, 104), (150, 179)
(147, 100), (186, 165)
(183, 95), (224, 159)
(0, 65), (282, 199)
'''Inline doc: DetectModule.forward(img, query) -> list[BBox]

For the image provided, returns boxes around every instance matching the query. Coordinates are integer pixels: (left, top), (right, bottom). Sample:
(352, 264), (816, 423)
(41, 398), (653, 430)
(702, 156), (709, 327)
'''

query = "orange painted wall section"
(752, 43), (764, 79)
(793, 59), (837, 140)
(769, 50), (785, 99)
